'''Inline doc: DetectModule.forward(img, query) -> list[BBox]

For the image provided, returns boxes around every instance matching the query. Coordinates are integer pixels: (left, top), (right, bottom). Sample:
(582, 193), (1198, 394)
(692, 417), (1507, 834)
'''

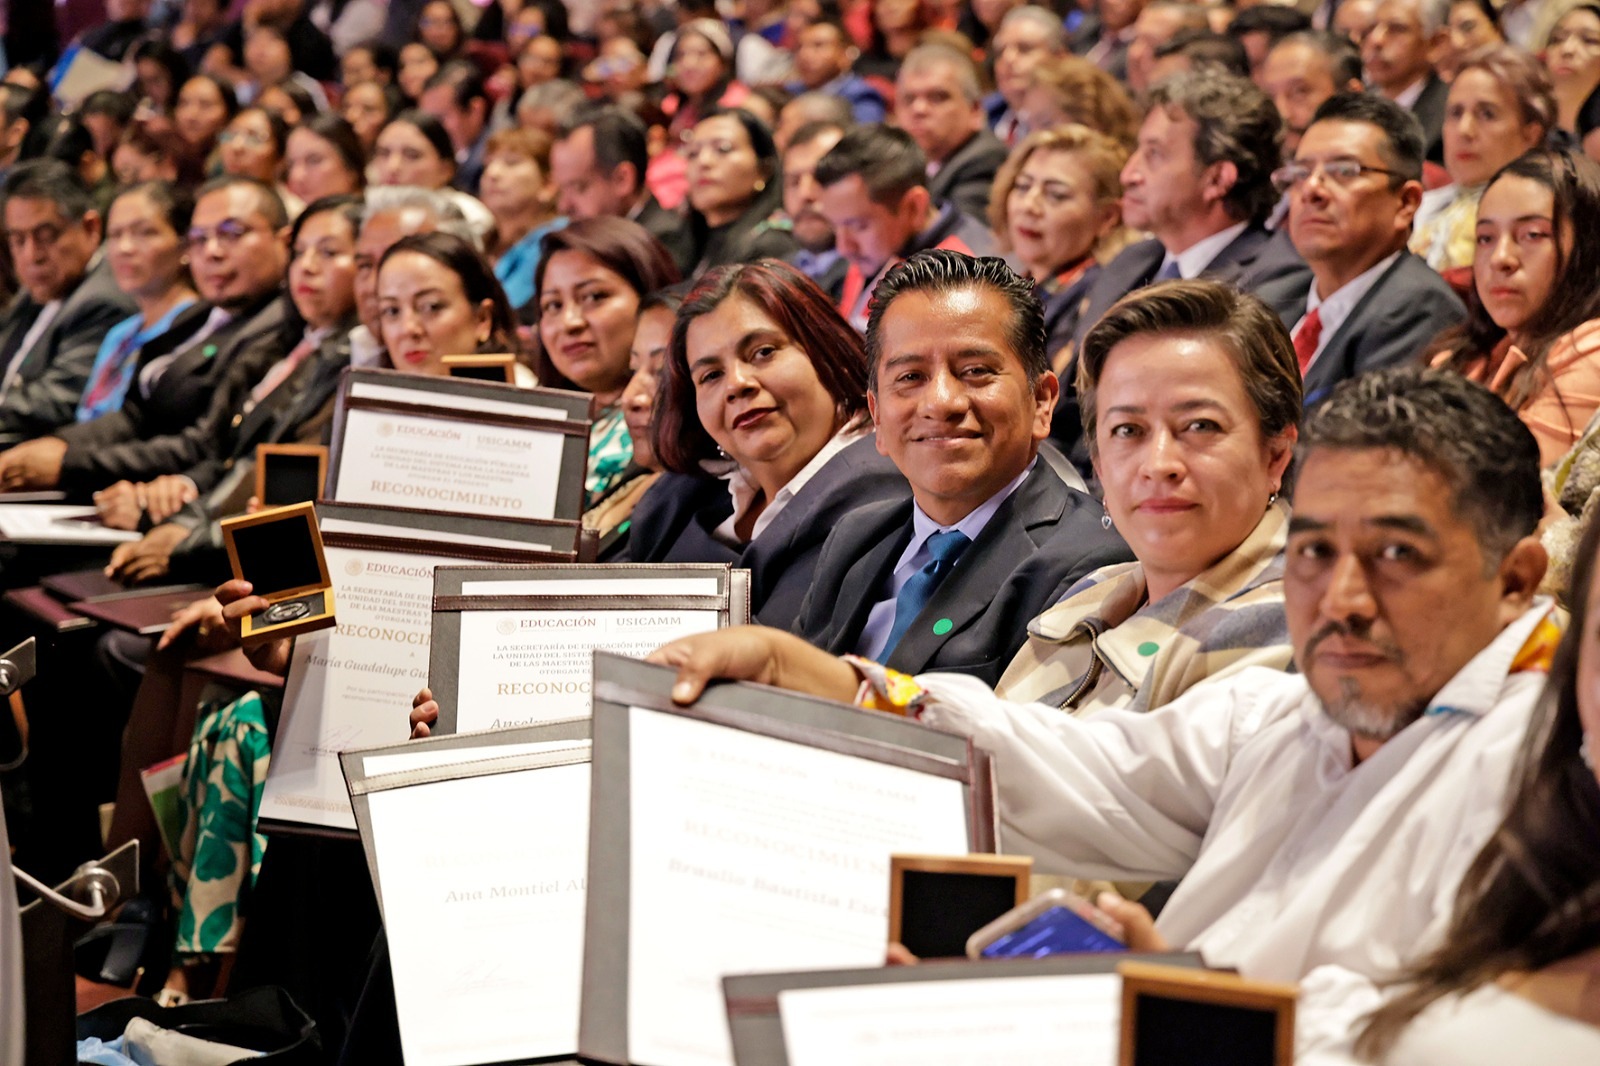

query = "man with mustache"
(648, 362), (1553, 1033)
(1254, 91), (1463, 405)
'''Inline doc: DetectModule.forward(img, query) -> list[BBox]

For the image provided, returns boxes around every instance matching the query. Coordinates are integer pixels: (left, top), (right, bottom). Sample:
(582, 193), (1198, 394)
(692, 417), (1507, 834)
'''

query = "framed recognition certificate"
(580, 654), (999, 1066)
(342, 720), (593, 1066)
(719, 953), (1204, 1066)
(427, 563), (752, 735)
(325, 367), (592, 523)
(258, 502), (581, 837)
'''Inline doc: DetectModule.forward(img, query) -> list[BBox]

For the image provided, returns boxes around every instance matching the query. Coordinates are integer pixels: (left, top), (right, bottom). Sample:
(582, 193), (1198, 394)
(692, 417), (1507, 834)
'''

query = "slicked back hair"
(813, 123), (927, 207)
(2, 158), (95, 221)
(865, 250), (1047, 390)
(1296, 366), (1542, 568)
(1146, 71), (1284, 226)
(1079, 280), (1301, 458)
(196, 174), (288, 230)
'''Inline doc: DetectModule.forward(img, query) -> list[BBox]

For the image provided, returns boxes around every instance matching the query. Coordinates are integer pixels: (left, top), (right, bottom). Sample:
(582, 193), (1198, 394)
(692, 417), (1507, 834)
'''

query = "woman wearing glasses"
(218, 106), (300, 218)
(681, 110), (796, 279)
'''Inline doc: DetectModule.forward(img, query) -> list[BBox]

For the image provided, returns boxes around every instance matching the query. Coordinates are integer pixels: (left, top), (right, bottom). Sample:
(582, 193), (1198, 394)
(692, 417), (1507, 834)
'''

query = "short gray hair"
(999, 6), (1067, 51)
(899, 43), (983, 104)
(519, 79), (586, 118)
(361, 186), (479, 250)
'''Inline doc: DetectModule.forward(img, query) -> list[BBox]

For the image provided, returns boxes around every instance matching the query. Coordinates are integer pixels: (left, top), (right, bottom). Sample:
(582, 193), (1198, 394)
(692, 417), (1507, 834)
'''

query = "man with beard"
(647, 362), (1554, 1037)
(781, 120), (849, 302)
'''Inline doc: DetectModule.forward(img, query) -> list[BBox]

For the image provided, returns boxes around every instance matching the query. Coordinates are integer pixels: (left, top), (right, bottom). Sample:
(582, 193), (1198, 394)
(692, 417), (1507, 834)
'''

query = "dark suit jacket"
(623, 435), (911, 630)
(794, 462), (1132, 686)
(0, 260), (137, 443)
(635, 194), (696, 277)
(55, 292), (292, 494)
(926, 130), (1009, 223)
(1411, 74), (1448, 164)
(1254, 250), (1465, 405)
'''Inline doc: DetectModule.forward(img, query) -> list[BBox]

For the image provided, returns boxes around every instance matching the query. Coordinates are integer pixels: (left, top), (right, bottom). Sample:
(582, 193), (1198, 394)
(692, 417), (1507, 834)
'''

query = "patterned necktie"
(1294, 307), (1324, 374)
(882, 530), (971, 658)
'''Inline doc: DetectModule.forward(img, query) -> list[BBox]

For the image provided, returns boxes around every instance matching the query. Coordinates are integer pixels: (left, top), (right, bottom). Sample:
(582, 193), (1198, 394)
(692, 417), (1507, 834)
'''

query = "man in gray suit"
(795, 251), (1130, 686)
(894, 44), (1008, 223)
(0, 160), (135, 444)
(1253, 91), (1464, 405)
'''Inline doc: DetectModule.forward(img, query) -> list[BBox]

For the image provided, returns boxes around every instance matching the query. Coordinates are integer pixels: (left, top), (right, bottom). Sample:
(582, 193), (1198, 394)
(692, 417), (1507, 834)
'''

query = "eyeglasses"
(218, 129), (270, 148)
(1271, 159), (1404, 193)
(185, 218), (265, 252)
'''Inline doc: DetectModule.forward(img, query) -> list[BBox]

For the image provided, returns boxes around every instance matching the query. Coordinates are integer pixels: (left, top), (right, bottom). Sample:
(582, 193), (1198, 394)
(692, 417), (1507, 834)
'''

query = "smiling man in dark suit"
(795, 251), (1130, 686)
(1253, 92), (1464, 406)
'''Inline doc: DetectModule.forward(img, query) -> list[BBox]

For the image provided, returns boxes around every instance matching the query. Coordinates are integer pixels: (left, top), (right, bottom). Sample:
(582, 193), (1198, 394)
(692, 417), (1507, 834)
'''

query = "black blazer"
(0, 260), (137, 443)
(1412, 74), (1448, 164)
(635, 194), (696, 277)
(794, 461), (1132, 685)
(1253, 250), (1466, 405)
(623, 435), (911, 630)
(926, 129), (1009, 223)
(55, 293), (292, 494)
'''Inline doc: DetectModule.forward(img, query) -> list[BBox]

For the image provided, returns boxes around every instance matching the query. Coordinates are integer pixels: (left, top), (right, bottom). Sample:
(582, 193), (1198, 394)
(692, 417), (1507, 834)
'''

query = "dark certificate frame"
(427, 563), (753, 735)
(325, 367), (592, 523)
(579, 653), (999, 1066)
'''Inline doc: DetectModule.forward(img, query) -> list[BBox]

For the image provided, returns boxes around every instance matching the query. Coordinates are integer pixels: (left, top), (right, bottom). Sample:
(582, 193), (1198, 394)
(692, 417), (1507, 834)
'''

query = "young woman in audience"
(588, 292), (681, 558)
(1431, 150), (1600, 466)
(1439, 0), (1504, 81)
(856, 0), (934, 80)
(480, 126), (566, 317)
(370, 110), (494, 237)
(990, 125), (1134, 370)
(257, 80), (319, 127)
(532, 218), (682, 505)
(1352, 512), (1600, 1062)
(113, 121), (198, 186)
(1544, 3), (1600, 141)
(1411, 46), (1554, 271)
(991, 280), (1298, 712)
(77, 182), (200, 423)
(654, 21), (750, 209)
(682, 110), (797, 278)
(1014, 55), (1143, 150)
(284, 113), (365, 206)
(415, 0), (468, 63)
(341, 80), (397, 158)
(630, 259), (907, 627)
(132, 40), (190, 117)
(376, 230), (522, 378)
(218, 106), (298, 215)
(172, 74), (238, 167)
(397, 42), (443, 104)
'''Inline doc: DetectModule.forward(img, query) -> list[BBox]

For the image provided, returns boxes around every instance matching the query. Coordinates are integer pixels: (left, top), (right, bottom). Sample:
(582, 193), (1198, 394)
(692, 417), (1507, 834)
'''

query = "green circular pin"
(932, 618), (954, 636)
(202, 344), (218, 358)
(1137, 641), (1159, 657)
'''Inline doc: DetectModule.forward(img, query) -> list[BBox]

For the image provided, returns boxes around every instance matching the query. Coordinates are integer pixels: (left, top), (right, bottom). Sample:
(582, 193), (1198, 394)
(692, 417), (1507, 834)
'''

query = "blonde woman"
(990, 125), (1135, 371)
(1014, 55), (1143, 149)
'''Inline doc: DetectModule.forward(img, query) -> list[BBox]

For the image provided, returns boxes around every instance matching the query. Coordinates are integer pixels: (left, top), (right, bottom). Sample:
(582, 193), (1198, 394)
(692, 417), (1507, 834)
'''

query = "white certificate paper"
(335, 408), (564, 518)
(778, 974), (1121, 1066)
(260, 545), (439, 830)
(0, 505), (140, 544)
(625, 707), (971, 1066)
(367, 762), (590, 1066)
(455, 609), (721, 732)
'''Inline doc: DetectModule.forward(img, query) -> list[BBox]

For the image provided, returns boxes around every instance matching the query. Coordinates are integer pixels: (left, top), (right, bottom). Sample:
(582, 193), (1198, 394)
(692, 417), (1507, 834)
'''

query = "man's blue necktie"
(1154, 259), (1182, 282)
(882, 530), (971, 657)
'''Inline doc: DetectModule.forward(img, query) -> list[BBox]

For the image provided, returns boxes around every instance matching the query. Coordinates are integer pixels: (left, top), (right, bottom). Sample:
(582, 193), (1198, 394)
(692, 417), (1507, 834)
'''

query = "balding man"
(895, 44), (1008, 221)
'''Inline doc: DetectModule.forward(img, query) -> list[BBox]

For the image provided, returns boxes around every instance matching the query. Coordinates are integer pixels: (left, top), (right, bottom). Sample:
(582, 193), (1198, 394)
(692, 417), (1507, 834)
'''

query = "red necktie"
(1293, 307), (1323, 374)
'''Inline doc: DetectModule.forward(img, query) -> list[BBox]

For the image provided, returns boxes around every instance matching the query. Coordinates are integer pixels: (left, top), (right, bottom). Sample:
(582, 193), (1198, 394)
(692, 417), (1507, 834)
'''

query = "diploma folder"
(721, 952), (1206, 1066)
(326, 366), (592, 525)
(580, 653), (999, 1066)
(342, 720), (593, 1066)
(427, 563), (753, 735)
(257, 501), (585, 840)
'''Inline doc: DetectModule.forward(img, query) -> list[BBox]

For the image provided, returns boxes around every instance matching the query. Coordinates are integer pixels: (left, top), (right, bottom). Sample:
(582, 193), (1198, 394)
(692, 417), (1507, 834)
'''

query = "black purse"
(77, 985), (321, 1065)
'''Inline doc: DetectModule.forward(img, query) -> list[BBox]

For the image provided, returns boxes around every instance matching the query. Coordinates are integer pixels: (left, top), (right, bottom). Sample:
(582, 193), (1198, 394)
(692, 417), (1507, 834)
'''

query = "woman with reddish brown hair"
(628, 258), (907, 627)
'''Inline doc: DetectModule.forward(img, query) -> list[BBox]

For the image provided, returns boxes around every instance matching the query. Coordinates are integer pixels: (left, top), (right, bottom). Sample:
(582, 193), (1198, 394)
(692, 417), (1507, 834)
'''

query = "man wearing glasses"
(1255, 92), (1464, 405)
(0, 160), (135, 444)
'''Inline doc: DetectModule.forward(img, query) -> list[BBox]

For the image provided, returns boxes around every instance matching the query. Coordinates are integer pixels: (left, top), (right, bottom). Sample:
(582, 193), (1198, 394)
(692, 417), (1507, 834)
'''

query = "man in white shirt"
(1254, 91), (1463, 405)
(652, 364), (1553, 1039)
(792, 250), (1129, 686)
(1361, 0), (1450, 160)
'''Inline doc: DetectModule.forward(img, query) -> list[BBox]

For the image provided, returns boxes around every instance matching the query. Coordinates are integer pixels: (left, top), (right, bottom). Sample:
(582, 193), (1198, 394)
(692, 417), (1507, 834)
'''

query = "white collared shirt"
(917, 600), (1554, 1032)
(1158, 221), (1248, 280)
(1294, 251), (1400, 370)
(856, 458), (1036, 660)
(711, 417), (871, 547)
(1391, 75), (1427, 110)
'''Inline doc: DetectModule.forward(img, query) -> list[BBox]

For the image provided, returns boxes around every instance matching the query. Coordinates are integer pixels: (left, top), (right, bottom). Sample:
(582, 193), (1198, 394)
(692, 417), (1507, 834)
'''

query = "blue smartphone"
(968, 890), (1128, 958)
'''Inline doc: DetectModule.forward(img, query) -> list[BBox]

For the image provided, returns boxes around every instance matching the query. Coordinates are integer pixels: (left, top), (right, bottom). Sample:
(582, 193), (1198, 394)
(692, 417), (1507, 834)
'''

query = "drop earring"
(1101, 508), (1113, 531)
(1268, 491), (1278, 505)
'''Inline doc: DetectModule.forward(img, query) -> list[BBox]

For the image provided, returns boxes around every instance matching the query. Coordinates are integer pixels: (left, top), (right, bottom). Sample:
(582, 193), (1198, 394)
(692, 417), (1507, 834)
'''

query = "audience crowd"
(5, 0), (1600, 1060)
